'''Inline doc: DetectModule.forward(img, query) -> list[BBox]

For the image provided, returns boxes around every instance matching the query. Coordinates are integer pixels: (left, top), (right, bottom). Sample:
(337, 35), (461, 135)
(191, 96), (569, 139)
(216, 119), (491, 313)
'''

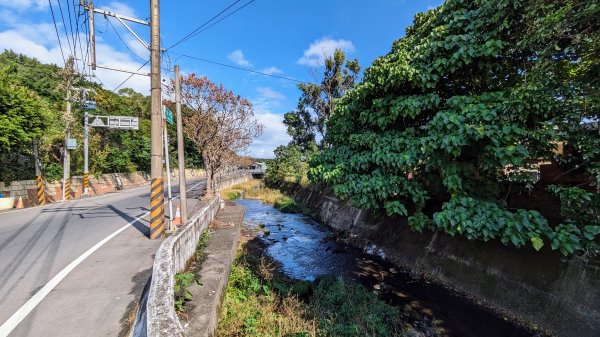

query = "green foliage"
(311, 276), (403, 337)
(218, 243), (405, 337)
(0, 51), (200, 183)
(309, 0), (600, 255)
(274, 197), (300, 213)
(174, 271), (199, 312)
(226, 190), (242, 200)
(265, 144), (316, 185)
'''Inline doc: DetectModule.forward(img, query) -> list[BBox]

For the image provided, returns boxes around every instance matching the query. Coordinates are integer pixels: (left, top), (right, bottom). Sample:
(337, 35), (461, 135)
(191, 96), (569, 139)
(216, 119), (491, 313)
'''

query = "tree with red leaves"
(178, 74), (263, 196)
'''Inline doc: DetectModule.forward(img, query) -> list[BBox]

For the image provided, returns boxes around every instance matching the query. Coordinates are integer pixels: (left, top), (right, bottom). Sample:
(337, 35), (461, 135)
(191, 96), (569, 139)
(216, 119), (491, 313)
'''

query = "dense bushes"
(309, 0), (600, 255)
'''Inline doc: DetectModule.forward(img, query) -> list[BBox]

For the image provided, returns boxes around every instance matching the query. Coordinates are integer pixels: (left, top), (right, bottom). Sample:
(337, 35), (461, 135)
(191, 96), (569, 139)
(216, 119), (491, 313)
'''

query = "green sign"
(164, 107), (174, 125)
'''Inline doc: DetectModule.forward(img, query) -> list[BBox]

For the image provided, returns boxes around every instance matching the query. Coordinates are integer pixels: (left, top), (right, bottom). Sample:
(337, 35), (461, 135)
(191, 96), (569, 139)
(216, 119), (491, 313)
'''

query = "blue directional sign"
(80, 100), (96, 110)
(164, 107), (174, 125)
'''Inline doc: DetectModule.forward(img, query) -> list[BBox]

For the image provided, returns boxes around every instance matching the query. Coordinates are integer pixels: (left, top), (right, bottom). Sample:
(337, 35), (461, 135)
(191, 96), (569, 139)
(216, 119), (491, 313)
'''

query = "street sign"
(66, 138), (78, 150)
(88, 115), (139, 130)
(90, 116), (105, 127)
(80, 100), (96, 110)
(164, 107), (174, 125)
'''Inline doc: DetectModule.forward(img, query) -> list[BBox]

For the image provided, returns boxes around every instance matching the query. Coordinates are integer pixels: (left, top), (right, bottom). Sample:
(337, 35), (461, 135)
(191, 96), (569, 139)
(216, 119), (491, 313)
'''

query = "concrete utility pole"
(87, 1), (96, 70)
(83, 90), (90, 196)
(62, 57), (74, 201)
(175, 65), (188, 223)
(149, 0), (164, 239)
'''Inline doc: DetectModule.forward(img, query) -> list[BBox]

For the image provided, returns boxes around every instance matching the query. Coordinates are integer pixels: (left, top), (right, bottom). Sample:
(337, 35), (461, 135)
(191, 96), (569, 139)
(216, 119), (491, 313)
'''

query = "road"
(0, 179), (205, 337)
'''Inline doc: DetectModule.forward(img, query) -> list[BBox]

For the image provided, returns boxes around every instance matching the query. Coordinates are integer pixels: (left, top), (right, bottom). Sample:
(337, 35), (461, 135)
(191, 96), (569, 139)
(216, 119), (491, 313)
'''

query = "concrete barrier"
(145, 173), (251, 337)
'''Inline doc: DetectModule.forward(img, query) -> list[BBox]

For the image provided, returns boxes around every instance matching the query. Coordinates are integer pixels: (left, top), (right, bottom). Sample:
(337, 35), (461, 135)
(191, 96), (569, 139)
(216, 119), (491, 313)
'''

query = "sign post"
(163, 106), (174, 230)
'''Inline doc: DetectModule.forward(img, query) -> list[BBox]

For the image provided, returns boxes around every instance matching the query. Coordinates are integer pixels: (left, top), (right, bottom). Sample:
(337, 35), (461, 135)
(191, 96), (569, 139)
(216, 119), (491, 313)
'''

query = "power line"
(48, 0), (67, 65)
(56, 0), (74, 55)
(166, 0), (252, 51)
(113, 60), (150, 92)
(176, 0), (256, 47)
(106, 17), (146, 61)
(168, 52), (309, 84)
(66, 0), (77, 55)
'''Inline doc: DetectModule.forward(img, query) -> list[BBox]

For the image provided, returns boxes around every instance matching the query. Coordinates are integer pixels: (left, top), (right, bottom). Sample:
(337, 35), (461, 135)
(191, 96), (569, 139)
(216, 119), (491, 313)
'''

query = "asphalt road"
(0, 179), (205, 337)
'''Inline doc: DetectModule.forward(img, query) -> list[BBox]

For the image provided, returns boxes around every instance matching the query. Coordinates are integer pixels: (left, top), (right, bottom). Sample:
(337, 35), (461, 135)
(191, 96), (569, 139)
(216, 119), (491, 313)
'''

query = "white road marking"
(0, 180), (204, 337)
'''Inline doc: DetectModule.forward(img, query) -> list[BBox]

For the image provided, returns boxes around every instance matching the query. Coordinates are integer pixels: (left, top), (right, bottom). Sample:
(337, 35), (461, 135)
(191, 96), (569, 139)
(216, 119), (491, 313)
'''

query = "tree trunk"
(203, 153), (213, 198)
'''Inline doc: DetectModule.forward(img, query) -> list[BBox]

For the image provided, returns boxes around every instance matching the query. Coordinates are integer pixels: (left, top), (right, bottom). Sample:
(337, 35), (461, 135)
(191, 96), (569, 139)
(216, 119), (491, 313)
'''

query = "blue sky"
(0, 0), (442, 158)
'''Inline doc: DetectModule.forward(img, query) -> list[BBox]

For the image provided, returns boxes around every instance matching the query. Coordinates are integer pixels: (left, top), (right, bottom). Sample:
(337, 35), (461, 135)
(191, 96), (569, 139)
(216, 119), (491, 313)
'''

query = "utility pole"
(33, 139), (45, 205)
(62, 57), (74, 201)
(175, 65), (188, 223)
(86, 1), (96, 70)
(82, 90), (90, 196)
(149, 0), (164, 239)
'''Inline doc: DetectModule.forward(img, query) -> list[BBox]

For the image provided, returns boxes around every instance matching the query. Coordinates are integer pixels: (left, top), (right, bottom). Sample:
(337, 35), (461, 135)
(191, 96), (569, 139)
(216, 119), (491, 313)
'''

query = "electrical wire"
(107, 17), (146, 61)
(172, 0), (256, 48)
(48, 0), (67, 65)
(113, 60), (150, 92)
(56, 0), (74, 55)
(166, 0), (252, 50)
(168, 52), (309, 84)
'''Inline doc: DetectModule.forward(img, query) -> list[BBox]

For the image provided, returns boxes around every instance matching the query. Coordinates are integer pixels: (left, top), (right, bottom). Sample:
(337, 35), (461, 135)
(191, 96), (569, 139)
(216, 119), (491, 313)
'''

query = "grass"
(221, 180), (300, 212)
(217, 241), (407, 337)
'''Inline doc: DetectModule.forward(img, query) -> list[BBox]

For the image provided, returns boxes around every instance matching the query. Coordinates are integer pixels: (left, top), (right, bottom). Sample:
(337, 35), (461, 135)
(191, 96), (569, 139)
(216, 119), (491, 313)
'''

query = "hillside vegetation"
(0, 51), (201, 182)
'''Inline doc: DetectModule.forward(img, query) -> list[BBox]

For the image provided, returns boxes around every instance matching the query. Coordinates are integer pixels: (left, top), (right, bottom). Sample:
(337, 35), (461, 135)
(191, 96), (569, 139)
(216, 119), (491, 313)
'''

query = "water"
(236, 198), (546, 337)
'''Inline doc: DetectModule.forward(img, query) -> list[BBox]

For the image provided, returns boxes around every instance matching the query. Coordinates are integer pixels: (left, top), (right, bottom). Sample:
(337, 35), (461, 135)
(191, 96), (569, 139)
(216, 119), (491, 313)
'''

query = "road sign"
(66, 138), (78, 150)
(80, 100), (96, 110)
(164, 107), (174, 125)
(88, 115), (139, 130)
(90, 116), (105, 127)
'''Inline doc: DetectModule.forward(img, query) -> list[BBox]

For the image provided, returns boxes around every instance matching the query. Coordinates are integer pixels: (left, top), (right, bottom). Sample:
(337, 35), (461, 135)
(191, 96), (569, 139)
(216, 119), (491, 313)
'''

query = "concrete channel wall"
(281, 184), (600, 337)
(146, 173), (251, 337)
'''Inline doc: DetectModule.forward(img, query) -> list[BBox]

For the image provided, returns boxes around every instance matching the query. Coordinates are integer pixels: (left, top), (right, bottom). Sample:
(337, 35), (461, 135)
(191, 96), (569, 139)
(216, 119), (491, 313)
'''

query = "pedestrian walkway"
(182, 201), (245, 336)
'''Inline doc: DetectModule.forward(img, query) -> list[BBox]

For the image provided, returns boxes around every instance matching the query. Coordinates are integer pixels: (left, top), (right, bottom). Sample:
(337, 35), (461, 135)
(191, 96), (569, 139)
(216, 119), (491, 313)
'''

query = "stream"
(236, 198), (545, 337)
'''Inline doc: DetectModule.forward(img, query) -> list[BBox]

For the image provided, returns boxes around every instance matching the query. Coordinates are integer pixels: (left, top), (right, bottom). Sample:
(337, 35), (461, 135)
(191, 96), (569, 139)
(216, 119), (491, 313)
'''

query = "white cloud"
(227, 49), (252, 67)
(298, 37), (355, 67)
(256, 87), (285, 101)
(248, 111), (290, 159)
(260, 66), (282, 75)
(0, 17), (150, 93)
(103, 1), (137, 18)
(0, 0), (47, 11)
(246, 88), (290, 158)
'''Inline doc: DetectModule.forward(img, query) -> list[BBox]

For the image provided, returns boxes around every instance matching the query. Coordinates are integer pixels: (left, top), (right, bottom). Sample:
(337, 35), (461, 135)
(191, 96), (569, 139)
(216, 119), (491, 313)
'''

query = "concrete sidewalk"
(182, 201), (245, 336)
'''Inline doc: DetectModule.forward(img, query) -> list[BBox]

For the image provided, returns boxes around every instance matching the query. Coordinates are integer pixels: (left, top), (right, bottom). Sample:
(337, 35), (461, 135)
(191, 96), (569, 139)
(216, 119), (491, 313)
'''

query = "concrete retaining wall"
(281, 184), (600, 337)
(146, 173), (251, 337)
(0, 169), (206, 208)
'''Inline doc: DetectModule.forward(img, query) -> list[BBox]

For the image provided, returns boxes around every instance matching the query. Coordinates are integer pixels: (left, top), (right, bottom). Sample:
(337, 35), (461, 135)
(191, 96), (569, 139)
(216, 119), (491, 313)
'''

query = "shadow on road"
(107, 205), (150, 237)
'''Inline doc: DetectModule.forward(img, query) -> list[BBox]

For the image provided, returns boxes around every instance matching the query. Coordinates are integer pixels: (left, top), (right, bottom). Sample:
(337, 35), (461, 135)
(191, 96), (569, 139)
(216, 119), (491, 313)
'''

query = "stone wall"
(0, 169), (206, 208)
(281, 184), (600, 337)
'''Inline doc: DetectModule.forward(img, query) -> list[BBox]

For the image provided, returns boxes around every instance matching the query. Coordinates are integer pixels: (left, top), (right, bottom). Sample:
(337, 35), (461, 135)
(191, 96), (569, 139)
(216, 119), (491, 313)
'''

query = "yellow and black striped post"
(36, 176), (46, 205)
(83, 172), (90, 195)
(64, 177), (72, 200)
(150, 178), (165, 239)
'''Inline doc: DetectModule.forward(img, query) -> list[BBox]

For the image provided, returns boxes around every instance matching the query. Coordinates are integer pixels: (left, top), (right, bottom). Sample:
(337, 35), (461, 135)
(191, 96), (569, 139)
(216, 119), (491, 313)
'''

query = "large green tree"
(310, 0), (600, 255)
(285, 49), (360, 147)
(0, 67), (51, 181)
